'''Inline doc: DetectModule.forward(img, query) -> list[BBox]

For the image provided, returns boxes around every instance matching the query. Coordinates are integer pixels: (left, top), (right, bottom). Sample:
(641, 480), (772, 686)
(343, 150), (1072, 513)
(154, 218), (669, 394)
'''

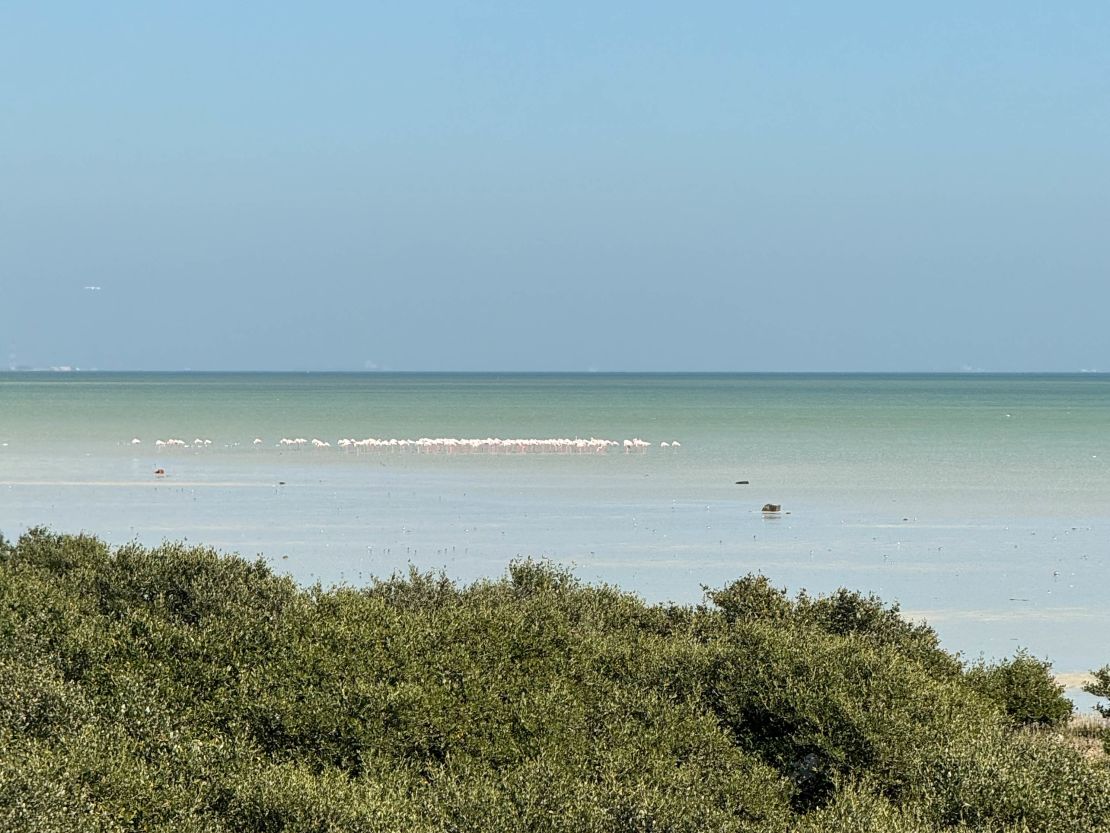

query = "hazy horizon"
(4, 368), (1108, 377)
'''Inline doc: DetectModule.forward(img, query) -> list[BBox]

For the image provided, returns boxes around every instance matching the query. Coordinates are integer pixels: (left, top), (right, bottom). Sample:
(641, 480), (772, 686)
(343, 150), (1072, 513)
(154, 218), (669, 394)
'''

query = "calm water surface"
(2, 372), (1108, 705)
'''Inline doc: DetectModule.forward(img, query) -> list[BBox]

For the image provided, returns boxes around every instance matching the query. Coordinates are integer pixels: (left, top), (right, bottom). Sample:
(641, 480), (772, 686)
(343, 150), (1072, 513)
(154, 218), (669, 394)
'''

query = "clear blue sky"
(2, 2), (1107, 371)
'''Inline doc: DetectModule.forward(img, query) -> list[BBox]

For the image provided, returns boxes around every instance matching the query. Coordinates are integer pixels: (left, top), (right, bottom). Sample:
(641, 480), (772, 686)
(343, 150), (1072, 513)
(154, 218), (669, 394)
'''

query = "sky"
(2, 2), (1108, 371)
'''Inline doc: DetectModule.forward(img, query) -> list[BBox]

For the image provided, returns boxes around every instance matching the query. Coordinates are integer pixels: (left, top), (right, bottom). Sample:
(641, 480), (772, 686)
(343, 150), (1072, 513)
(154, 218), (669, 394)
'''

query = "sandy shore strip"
(1058, 672), (1098, 691)
(0, 480), (274, 488)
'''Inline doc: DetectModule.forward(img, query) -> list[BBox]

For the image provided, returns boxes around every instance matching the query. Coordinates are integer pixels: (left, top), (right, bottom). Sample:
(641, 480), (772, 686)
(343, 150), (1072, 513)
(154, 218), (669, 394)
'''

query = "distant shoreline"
(4, 368), (1109, 376)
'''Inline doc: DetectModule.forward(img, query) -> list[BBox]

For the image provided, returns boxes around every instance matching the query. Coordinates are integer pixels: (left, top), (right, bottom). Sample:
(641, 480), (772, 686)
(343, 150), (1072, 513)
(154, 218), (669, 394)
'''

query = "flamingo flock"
(334, 437), (658, 453)
(278, 437), (331, 448)
(137, 436), (682, 454)
(152, 438), (212, 448)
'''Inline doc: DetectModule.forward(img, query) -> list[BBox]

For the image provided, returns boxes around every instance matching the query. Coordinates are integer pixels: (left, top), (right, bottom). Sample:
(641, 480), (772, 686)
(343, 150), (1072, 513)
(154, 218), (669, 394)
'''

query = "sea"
(1, 372), (1107, 708)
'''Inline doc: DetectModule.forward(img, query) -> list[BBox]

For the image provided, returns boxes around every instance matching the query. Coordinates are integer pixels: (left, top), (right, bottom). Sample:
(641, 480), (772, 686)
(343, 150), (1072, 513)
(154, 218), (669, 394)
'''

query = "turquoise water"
(2, 372), (1109, 705)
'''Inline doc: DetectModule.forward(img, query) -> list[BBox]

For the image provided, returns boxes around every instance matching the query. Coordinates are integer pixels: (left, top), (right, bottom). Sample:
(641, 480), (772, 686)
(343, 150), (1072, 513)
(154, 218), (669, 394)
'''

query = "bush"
(2, 532), (1109, 831)
(966, 651), (1074, 727)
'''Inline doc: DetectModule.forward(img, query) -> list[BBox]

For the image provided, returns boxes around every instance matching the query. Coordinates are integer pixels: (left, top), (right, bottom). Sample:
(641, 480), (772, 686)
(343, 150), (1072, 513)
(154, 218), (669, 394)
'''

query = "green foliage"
(1086, 666), (1110, 719)
(1, 532), (1108, 831)
(707, 574), (794, 624)
(966, 652), (1074, 727)
(1083, 666), (1110, 756)
(963, 653), (1074, 728)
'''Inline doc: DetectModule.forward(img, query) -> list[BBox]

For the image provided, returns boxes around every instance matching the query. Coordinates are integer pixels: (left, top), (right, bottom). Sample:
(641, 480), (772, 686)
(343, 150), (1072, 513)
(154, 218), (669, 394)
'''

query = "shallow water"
(2, 372), (1108, 707)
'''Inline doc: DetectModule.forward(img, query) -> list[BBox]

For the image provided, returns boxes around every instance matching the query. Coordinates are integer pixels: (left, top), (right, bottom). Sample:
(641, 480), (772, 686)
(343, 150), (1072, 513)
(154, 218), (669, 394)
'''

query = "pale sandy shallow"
(1058, 672), (1097, 690)
(905, 608), (1105, 624)
(0, 480), (272, 488)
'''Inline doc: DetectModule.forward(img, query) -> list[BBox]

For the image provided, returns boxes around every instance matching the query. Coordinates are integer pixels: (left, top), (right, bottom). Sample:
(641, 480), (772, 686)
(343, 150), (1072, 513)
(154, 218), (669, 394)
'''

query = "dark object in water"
(154, 468), (165, 477)
(762, 503), (781, 513)
(735, 480), (750, 485)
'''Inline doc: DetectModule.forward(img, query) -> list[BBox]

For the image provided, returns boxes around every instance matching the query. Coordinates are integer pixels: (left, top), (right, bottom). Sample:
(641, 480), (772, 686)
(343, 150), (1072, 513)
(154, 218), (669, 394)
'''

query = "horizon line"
(2, 368), (1106, 376)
